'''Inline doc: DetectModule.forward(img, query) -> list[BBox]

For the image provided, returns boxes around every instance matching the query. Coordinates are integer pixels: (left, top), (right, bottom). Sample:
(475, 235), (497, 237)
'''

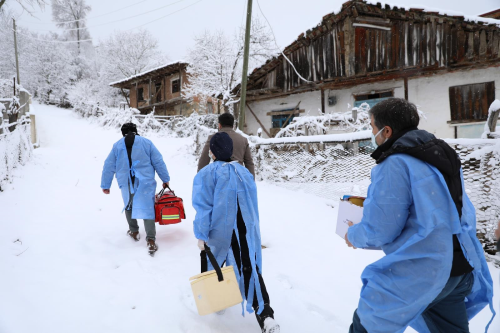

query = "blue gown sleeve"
(150, 142), (170, 183)
(348, 156), (412, 249)
(101, 146), (117, 189)
(192, 168), (216, 242)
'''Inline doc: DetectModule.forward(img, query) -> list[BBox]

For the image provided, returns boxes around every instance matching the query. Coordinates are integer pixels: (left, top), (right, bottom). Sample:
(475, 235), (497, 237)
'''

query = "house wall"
(125, 69), (223, 116)
(245, 80), (404, 137)
(408, 66), (500, 138)
(244, 66), (500, 139)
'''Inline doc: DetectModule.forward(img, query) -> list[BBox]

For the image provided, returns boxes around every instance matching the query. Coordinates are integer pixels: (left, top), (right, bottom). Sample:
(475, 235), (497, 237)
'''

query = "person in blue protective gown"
(192, 132), (280, 333)
(101, 123), (170, 255)
(345, 98), (495, 333)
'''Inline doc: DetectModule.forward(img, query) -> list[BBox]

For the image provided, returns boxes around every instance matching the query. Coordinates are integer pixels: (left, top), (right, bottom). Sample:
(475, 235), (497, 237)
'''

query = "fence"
(192, 129), (500, 255)
(0, 116), (33, 191)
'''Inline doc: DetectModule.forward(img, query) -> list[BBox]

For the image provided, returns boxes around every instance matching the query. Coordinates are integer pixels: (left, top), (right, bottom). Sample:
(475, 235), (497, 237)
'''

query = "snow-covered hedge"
(0, 118), (33, 191)
(275, 103), (371, 138)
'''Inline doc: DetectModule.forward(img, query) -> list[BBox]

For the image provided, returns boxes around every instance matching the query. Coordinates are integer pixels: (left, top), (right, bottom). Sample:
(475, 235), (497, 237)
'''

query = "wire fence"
(193, 130), (500, 256)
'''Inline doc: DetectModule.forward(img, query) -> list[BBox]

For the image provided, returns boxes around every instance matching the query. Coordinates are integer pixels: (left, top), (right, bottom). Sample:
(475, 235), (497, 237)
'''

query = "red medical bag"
(154, 186), (186, 225)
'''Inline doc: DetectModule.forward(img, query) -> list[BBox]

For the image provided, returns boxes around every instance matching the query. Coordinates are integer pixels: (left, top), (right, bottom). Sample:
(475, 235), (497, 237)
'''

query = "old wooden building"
(237, 0), (500, 138)
(110, 61), (221, 116)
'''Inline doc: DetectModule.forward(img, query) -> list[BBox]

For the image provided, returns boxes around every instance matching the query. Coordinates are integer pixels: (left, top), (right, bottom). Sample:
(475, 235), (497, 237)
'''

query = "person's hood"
(372, 128), (463, 216)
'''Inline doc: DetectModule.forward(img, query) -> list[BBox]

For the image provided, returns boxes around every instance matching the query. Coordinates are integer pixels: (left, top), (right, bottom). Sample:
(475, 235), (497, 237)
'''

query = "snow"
(250, 130), (372, 145)
(0, 102), (498, 333)
(109, 60), (188, 86)
(490, 100), (500, 113)
(365, 1), (500, 27)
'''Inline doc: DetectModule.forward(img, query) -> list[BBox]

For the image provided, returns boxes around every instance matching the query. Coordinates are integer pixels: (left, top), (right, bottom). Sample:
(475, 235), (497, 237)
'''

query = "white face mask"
(208, 151), (214, 161)
(371, 127), (387, 148)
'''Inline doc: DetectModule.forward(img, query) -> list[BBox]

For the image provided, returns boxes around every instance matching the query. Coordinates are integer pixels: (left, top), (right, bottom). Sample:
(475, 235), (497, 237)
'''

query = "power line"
(8, 0), (204, 44)
(22, 0), (186, 32)
(9, 27), (93, 43)
(124, 0), (203, 31)
(18, 0), (148, 25)
(255, 0), (311, 83)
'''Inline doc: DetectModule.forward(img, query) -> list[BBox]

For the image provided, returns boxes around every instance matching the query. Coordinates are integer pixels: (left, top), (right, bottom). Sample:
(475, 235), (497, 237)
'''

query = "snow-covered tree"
(29, 34), (77, 102)
(99, 28), (167, 81)
(184, 17), (275, 112)
(51, 0), (91, 52)
(0, 0), (46, 15)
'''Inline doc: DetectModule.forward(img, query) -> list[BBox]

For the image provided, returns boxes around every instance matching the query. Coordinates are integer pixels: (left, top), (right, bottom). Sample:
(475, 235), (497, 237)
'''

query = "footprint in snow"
(276, 275), (293, 289)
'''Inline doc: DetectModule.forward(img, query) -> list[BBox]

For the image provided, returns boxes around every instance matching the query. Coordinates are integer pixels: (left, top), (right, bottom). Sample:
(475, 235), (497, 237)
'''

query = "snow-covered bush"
(275, 103), (371, 138)
(95, 107), (140, 129)
(138, 110), (164, 135)
(172, 112), (218, 138)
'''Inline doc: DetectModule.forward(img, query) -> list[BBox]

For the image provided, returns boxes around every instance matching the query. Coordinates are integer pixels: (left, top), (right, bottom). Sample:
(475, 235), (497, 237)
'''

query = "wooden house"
(236, 0), (500, 139)
(110, 61), (221, 116)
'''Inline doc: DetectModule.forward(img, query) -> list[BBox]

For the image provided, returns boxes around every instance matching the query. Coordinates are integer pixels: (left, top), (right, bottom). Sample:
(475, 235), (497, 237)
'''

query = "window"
(272, 114), (296, 128)
(137, 87), (144, 101)
(206, 102), (213, 114)
(354, 91), (393, 108)
(449, 82), (495, 123)
(171, 79), (180, 94)
(155, 83), (162, 102)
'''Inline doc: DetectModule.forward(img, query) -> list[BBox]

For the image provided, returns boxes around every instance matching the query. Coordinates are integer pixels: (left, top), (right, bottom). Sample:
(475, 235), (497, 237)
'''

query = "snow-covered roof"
(365, 1), (500, 26)
(238, 0), (500, 95)
(109, 60), (189, 87)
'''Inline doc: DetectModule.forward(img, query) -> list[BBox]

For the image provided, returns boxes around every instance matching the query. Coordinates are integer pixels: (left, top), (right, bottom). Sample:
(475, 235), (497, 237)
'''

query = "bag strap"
(200, 250), (207, 273)
(157, 184), (175, 198)
(201, 244), (224, 282)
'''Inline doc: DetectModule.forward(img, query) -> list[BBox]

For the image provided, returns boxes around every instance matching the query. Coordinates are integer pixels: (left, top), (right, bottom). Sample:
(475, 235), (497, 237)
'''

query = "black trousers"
(230, 204), (274, 326)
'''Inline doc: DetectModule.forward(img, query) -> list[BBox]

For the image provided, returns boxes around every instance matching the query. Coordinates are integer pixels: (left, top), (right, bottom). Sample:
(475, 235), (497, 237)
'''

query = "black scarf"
(371, 127), (473, 276)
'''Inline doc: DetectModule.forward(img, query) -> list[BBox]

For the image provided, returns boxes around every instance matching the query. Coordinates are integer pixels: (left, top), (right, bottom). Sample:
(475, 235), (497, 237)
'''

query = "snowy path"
(0, 103), (498, 333)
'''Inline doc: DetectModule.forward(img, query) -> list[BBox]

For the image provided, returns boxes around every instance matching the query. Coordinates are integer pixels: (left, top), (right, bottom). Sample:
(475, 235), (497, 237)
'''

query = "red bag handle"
(157, 184), (175, 197)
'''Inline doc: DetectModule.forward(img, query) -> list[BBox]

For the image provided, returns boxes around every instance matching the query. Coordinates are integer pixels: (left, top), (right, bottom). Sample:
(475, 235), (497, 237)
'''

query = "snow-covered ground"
(0, 102), (499, 333)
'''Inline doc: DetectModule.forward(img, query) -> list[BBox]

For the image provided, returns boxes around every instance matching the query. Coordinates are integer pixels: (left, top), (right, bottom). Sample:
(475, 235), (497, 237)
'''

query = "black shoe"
(127, 230), (140, 241)
(147, 239), (158, 255)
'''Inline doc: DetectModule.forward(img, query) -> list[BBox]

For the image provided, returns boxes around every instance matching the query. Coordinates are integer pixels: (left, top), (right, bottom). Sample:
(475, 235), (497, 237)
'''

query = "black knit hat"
(210, 132), (233, 162)
(121, 123), (138, 137)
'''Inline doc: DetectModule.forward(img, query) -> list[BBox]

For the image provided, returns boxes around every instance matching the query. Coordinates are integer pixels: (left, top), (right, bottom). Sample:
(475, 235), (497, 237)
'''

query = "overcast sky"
(11, 0), (500, 62)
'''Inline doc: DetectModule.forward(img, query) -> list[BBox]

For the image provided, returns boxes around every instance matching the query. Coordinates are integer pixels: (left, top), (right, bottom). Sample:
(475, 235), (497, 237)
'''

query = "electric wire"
(123, 0), (203, 31)
(8, 0), (204, 44)
(255, 0), (311, 83)
(22, 0), (186, 32)
(18, 0), (148, 25)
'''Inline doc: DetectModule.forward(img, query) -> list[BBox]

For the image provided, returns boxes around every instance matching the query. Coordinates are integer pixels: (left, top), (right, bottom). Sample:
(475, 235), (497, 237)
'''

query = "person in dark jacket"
(197, 113), (255, 178)
(345, 98), (495, 333)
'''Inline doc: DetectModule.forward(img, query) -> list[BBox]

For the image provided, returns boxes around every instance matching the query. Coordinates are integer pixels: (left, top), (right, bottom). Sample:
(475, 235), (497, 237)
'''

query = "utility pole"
(13, 18), (21, 85)
(238, 0), (253, 131)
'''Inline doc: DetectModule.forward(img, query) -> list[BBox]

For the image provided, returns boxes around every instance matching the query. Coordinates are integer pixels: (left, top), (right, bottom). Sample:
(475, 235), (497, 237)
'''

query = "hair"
(368, 98), (420, 135)
(218, 113), (234, 127)
(121, 122), (138, 137)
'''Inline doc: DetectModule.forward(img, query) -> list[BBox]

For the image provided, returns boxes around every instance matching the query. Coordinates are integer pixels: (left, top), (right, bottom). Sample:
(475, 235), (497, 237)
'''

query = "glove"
(197, 239), (206, 252)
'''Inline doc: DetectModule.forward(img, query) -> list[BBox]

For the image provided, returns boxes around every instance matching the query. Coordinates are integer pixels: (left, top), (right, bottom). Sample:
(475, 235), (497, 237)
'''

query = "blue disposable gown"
(101, 136), (170, 220)
(347, 154), (495, 333)
(192, 161), (264, 314)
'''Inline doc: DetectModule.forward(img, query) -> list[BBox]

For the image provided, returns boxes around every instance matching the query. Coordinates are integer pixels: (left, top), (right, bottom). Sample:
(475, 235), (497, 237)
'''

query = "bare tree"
(51, 0), (91, 52)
